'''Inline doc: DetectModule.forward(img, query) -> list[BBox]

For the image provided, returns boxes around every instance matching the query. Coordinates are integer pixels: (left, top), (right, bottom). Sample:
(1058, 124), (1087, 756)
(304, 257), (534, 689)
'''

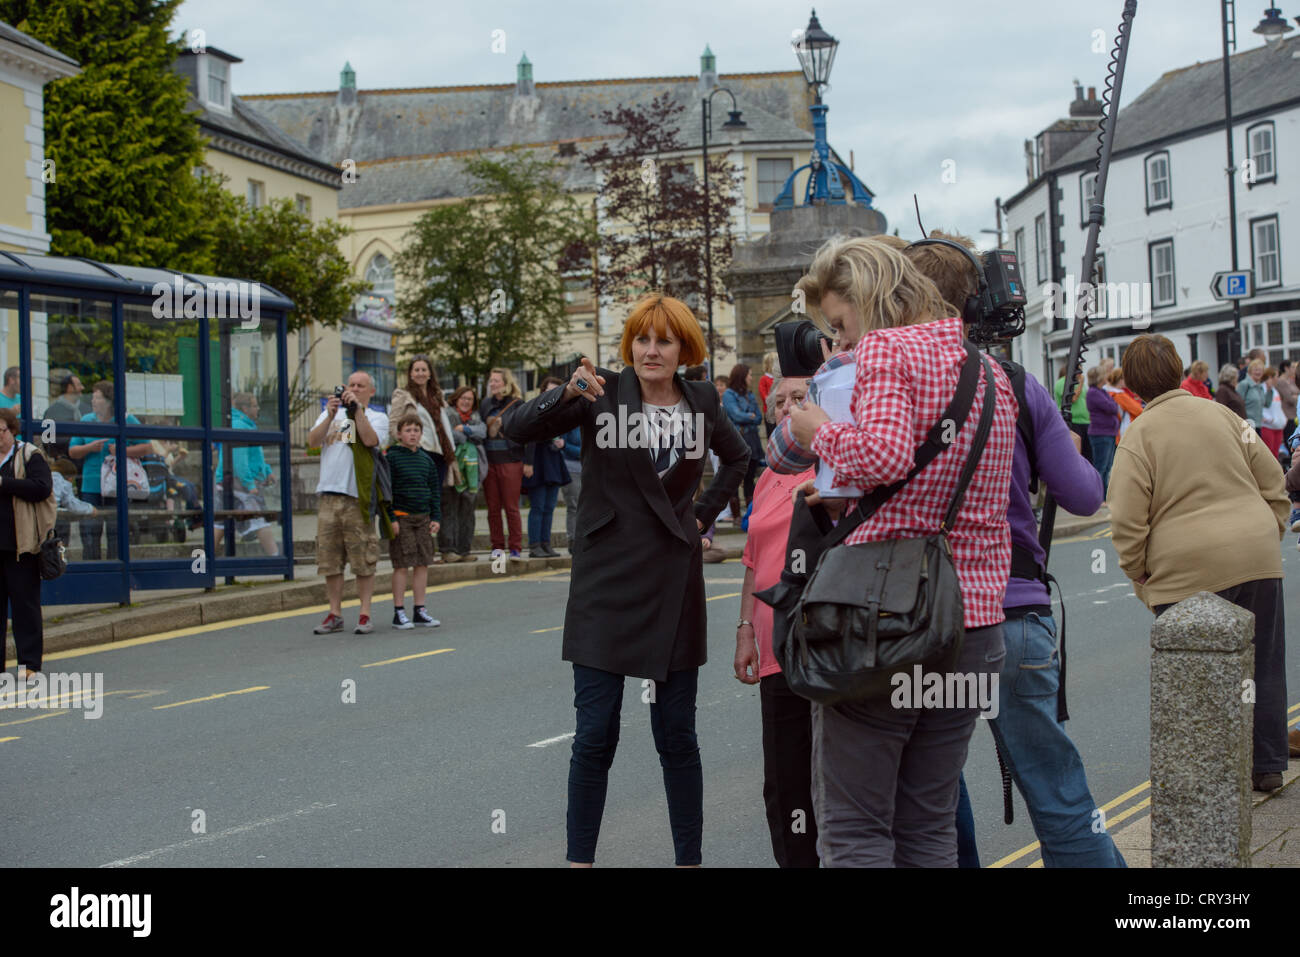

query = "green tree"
(210, 189), (368, 334)
(394, 149), (595, 385)
(0, 0), (220, 271)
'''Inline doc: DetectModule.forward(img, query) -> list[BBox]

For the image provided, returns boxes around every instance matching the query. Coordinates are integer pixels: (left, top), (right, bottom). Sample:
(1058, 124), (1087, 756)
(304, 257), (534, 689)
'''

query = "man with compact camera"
(307, 371), (389, 635)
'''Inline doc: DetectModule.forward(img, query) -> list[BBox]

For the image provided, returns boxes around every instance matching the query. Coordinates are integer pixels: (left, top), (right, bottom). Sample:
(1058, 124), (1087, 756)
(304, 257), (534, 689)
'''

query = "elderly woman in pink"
(734, 372), (816, 867)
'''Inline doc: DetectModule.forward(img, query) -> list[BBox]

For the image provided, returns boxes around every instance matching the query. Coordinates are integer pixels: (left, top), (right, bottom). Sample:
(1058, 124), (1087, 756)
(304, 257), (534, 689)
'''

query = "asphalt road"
(5, 532), (1299, 868)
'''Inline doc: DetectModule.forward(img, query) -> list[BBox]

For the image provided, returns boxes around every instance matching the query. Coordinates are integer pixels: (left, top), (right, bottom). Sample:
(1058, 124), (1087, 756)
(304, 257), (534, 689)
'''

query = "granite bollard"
(1150, 591), (1254, 867)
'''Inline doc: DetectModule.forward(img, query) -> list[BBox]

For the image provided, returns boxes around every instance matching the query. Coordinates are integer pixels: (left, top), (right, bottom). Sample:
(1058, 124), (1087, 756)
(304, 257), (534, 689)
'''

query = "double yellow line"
(992, 700), (1300, 868)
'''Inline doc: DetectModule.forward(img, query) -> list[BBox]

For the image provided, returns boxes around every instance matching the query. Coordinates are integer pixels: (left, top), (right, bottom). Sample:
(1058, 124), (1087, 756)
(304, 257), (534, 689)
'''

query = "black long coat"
(504, 367), (749, 681)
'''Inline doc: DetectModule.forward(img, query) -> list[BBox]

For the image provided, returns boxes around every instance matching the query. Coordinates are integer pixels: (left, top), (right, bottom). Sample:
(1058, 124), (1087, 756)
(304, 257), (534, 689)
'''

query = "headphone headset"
(905, 238), (987, 328)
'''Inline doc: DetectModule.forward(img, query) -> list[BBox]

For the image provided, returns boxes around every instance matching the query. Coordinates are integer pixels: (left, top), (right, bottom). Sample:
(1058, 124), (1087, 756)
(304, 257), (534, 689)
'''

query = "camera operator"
(905, 232), (1124, 867)
(306, 372), (389, 635)
(773, 237), (1016, 867)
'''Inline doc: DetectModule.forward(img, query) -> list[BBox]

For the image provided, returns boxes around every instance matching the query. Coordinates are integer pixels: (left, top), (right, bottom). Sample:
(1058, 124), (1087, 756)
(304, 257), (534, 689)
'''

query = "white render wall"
(1005, 101), (1300, 378)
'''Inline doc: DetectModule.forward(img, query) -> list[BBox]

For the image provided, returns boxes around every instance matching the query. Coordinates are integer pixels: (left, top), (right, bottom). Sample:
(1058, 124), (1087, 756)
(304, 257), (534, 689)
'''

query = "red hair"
(618, 294), (707, 367)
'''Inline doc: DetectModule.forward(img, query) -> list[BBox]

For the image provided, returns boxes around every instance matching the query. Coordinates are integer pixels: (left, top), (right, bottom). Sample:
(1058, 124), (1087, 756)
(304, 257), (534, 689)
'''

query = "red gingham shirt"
(808, 316), (1017, 629)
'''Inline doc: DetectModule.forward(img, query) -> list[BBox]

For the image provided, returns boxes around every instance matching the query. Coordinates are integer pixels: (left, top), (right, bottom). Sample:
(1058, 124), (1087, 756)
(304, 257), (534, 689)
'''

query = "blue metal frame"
(774, 101), (875, 210)
(0, 254), (296, 605)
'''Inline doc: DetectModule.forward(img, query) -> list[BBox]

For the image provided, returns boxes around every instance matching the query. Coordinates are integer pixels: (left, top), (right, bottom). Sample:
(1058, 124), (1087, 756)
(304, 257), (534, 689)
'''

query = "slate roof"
(198, 94), (342, 178)
(0, 19), (79, 68)
(245, 71), (816, 207)
(1051, 34), (1300, 172)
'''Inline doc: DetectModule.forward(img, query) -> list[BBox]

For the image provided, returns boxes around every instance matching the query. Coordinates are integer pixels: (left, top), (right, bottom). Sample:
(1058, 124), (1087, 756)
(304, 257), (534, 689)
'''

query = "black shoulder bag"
(759, 344), (998, 706)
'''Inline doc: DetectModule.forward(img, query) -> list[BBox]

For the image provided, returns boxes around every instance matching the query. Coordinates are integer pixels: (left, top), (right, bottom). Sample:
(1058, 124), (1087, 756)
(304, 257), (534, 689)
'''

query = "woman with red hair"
(504, 294), (750, 867)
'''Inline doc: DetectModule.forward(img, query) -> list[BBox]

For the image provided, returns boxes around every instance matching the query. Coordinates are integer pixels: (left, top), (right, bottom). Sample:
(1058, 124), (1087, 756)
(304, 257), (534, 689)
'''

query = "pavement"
(1108, 762), (1300, 867)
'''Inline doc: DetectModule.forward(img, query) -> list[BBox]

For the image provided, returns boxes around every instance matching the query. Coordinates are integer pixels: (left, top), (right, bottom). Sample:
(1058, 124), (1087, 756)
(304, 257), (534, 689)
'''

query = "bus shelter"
(0, 252), (295, 605)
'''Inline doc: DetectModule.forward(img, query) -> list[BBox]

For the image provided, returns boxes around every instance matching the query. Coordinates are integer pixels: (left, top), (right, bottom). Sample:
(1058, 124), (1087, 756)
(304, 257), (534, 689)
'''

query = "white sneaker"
(392, 609), (414, 630)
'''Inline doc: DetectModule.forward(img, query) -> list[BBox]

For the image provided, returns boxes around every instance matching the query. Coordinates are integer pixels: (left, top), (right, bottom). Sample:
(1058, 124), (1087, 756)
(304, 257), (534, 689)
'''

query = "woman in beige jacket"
(1108, 335), (1290, 792)
(389, 356), (457, 562)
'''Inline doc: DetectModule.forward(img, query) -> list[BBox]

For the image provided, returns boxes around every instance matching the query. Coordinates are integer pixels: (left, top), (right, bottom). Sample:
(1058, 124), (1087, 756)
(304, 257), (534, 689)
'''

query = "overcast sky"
(175, 0), (1281, 245)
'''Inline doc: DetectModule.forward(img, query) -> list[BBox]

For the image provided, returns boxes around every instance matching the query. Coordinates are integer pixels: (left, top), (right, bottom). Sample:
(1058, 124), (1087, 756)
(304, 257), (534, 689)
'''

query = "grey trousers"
(811, 624), (1006, 868)
(560, 460), (581, 544)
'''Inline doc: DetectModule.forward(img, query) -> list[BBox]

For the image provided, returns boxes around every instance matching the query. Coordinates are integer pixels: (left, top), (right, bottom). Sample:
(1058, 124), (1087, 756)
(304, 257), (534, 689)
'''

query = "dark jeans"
(1156, 578), (1289, 774)
(956, 773), (980, 868)
(441, 487), (476, 555)
(760, 670), (820, 867)
(527, 484), (560, 546)
(568, 664), (702, 865)
(78, 491), (116, 561)
(1089, 434), (1116, 496)
(0, 549), (43, 672)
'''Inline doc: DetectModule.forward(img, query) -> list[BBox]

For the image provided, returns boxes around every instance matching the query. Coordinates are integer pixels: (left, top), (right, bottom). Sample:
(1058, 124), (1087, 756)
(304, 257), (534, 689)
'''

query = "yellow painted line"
(1289, 702), (1300, 713)
(707, 592), (741, 602)
(0, 736), (18, 743)
(1, 689), (164, 712)
(1289, 715), (1298, 728)
(153, 686), (269, 710)
(990, 779), (1152, 868)
(531, 626), (562, 634)
(41, 569), (567, 663)
(361, 648), (454, 668)
(1104, 796), (1152, 830)
(0, 710), (68, 728)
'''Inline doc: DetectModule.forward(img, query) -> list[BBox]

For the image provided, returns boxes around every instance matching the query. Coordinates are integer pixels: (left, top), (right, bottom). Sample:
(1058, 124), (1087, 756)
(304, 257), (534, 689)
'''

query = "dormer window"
(207, 56), (229, 108)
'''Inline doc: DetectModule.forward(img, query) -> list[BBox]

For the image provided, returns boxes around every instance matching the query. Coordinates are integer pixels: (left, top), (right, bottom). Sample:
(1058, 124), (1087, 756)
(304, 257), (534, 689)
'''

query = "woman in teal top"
(67, 380), (149, 560)
(213, 392), (278, 556)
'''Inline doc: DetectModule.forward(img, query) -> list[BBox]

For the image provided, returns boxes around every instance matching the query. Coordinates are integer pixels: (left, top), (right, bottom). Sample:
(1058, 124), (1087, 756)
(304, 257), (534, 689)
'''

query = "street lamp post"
(701, 87), (746, 377)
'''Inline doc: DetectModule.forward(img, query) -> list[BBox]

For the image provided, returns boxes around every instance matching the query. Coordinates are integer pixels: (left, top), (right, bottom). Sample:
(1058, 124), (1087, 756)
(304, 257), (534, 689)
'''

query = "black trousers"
(0, 549), (43, 672)
(1156, 578), (1289, 774)
(760, 671), (820, 867)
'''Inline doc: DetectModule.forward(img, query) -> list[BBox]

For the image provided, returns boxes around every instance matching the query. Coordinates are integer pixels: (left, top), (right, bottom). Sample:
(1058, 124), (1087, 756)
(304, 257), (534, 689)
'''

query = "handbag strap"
(940, 353), (998, 533)
(820, 341), (987, 550)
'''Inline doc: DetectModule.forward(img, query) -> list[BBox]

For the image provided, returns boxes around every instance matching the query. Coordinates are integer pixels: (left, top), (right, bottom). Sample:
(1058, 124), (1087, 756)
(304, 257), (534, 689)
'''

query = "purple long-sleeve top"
(1006, 372), (1105, 608)
(1085, 385), (1120, 437)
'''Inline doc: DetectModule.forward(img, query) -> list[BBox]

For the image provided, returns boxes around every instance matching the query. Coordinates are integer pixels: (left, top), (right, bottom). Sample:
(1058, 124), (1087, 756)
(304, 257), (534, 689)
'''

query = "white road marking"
(99, 802), (338, 868)
(527, 732), (576, 749)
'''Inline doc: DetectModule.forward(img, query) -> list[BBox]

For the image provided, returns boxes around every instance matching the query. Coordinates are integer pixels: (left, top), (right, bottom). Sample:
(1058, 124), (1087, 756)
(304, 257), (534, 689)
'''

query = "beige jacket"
(1109, 388), (1288, 609)
(12, 442), (56, 557)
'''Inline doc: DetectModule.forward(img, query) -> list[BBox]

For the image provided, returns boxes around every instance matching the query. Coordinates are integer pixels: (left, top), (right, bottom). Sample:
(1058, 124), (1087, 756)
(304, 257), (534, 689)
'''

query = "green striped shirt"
(386, 444), (441, 521)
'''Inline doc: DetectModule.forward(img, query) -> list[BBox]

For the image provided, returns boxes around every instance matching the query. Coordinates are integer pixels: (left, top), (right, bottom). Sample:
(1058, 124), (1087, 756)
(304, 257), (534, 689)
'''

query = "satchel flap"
(801, 538), (932, 613)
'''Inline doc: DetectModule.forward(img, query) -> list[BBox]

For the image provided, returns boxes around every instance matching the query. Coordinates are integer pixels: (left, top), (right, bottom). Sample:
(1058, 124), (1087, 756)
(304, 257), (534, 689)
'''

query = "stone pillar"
(1149, 591), (1254, 868)
(724, 203), (887, 371)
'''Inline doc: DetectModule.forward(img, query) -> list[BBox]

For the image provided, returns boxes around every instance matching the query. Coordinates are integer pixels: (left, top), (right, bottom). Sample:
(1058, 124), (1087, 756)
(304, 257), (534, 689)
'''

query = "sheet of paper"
(125, 373), (146, 417)
(164, 376), (185, 417)
(144, 376), (165, 416)
(809, 362), (862, 498)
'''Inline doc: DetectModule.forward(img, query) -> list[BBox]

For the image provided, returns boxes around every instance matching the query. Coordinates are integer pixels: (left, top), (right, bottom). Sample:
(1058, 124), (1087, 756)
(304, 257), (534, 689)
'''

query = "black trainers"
(412, 606), (440, 628)
(393, 609), (414, 630)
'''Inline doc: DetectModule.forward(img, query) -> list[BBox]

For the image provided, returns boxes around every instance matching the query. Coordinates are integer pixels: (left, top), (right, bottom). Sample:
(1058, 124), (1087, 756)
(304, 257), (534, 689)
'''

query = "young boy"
(387, 415), (442, 628)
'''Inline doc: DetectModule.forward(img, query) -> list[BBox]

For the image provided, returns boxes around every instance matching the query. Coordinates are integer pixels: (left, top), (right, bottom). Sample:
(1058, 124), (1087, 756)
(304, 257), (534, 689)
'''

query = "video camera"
(772, 240), (1029, 376)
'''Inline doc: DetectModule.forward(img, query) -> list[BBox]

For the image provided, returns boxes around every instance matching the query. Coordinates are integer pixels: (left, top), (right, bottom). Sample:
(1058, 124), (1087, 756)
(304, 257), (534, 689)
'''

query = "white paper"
(144, 376), (165, 416)
(125, 373), (147, 416)
(809, 361), (863, 498)
(164, 376), (185, 417)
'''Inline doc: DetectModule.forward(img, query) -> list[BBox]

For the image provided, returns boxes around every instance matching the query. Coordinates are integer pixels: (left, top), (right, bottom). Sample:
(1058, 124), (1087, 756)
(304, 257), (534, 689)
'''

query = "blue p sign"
(1228, 275), (1246, 295)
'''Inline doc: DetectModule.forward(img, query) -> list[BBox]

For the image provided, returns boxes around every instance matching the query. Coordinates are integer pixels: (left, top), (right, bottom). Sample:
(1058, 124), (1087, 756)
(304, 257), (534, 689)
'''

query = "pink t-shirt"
(742, 464), (816, 678)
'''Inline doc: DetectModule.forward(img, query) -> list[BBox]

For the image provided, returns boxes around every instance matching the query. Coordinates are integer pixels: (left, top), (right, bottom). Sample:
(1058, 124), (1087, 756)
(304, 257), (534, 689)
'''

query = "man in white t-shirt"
(307, 371), (389, 635)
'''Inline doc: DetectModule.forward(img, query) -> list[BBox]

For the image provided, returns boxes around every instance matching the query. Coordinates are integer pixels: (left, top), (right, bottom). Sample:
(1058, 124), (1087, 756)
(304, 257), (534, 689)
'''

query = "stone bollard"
(1150, 591), (1254, 867)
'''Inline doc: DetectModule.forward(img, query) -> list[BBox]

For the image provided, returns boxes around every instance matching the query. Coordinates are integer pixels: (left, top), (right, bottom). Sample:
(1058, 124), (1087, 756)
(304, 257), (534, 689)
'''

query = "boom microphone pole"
(1039, 0), (1138, 564)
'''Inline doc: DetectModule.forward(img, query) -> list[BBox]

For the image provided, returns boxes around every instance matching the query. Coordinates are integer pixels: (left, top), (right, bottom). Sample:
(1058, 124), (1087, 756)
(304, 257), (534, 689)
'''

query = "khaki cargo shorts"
(317, 493), (379, 577)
